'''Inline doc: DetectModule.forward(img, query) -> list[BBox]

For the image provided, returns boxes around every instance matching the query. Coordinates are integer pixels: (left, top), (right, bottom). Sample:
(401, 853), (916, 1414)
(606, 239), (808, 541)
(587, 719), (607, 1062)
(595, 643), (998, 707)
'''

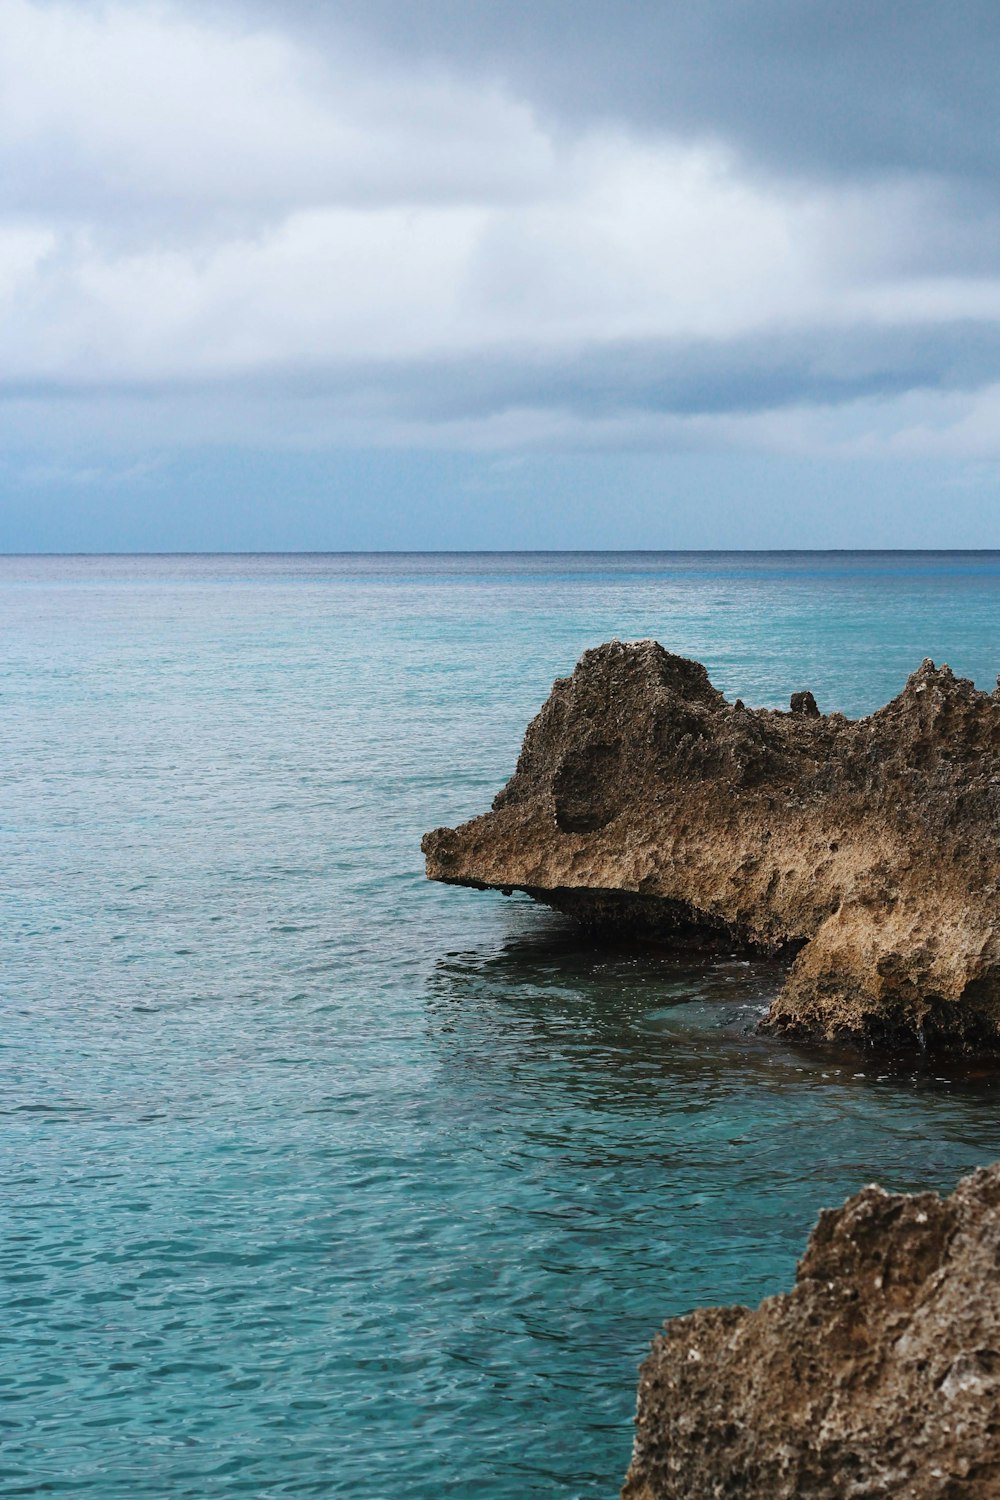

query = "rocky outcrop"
(422, 640), (1000, 1051)
(622, 1163), (1000, 1499)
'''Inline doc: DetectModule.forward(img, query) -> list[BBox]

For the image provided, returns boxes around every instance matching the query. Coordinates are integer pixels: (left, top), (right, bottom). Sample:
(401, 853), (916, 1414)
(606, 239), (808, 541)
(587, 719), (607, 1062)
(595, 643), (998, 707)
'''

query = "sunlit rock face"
(621, 1163), (1000, 1500)
(422, 639), (1000, 1052)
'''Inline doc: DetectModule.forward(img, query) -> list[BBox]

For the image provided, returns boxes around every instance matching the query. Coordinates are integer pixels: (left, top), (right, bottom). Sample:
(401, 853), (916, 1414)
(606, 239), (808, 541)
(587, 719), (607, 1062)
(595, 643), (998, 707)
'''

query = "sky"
(2, 0), (1000, 550)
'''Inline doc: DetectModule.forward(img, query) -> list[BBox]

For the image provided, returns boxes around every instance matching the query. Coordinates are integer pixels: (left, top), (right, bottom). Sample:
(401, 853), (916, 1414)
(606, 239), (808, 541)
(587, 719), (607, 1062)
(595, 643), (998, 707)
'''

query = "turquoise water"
(3, 551), (1000, 1498)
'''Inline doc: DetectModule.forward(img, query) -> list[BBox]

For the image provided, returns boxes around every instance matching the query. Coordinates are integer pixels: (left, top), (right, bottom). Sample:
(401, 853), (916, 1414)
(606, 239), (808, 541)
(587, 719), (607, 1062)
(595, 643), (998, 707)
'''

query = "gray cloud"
(264, 1), (1000, 185)
(9, 317), (1000, 435)
(369, 322), (1000, 425)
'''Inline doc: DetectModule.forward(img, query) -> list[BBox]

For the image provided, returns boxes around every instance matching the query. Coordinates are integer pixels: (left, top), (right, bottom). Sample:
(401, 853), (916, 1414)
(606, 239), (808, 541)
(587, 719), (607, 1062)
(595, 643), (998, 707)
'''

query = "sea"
(3, 550), (1000, 1499)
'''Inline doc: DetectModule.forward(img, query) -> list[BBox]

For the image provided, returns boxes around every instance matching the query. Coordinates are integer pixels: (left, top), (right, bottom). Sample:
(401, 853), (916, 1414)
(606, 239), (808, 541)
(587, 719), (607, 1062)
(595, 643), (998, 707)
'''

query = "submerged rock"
(622, 1163), (1000, 1499)
(422, 640), (1000, 1051)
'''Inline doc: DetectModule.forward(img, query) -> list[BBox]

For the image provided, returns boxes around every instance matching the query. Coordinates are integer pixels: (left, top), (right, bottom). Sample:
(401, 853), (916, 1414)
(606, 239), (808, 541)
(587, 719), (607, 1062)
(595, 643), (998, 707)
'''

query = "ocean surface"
(3, 550), (1000, 1499)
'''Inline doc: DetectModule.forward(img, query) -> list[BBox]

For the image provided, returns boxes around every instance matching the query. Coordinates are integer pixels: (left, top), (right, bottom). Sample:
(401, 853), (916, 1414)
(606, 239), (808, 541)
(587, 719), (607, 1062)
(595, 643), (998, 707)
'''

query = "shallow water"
(3, 551), (1000, 1497)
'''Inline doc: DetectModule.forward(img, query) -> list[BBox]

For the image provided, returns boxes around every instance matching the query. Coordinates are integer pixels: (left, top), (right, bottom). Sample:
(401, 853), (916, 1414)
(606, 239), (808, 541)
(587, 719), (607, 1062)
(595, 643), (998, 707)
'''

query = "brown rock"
(622, 1163), (1000, 1499)
(790, 689), (821, 717)
(421, 640), (1000, 1051)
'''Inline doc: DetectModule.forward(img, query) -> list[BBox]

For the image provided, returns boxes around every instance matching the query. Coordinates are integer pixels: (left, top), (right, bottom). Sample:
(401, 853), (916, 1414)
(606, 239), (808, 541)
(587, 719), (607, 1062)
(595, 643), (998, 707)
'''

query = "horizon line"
(4, 547), (1000, 559)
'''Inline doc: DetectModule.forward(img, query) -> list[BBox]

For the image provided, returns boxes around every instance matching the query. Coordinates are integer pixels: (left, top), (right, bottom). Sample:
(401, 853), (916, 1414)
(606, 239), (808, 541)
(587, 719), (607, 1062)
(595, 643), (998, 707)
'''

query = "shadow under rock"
(423, 898), (1000, 1119)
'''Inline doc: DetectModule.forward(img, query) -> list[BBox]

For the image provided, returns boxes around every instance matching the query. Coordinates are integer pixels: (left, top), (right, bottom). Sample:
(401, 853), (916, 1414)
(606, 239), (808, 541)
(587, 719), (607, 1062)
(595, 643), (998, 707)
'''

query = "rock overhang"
(422, 640), (1000, 1052)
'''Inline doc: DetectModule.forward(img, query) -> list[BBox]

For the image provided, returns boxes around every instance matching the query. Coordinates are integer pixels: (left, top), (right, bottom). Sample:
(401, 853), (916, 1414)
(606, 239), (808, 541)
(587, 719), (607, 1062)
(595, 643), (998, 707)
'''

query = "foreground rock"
(422, 640), (1000, 1051)
(622, 1164), (1000, 1499)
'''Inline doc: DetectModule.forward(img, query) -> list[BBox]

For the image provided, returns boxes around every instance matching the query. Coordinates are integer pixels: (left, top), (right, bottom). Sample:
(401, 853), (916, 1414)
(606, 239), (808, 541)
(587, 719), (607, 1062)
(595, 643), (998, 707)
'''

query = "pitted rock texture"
(421, 640), (1000, 1050)
(622, 1164), (1000, 1500)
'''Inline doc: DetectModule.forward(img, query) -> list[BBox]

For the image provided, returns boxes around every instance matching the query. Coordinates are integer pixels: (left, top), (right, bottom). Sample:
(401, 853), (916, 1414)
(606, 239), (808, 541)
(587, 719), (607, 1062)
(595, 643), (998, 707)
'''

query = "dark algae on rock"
(621, 1164), (1000, 1500)
(422, 640), (1000, 1053)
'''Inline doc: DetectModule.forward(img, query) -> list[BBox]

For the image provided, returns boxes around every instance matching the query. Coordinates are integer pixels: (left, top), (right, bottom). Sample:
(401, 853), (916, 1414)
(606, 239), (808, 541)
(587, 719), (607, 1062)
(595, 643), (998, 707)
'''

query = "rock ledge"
(422, 640), (1000, 1051)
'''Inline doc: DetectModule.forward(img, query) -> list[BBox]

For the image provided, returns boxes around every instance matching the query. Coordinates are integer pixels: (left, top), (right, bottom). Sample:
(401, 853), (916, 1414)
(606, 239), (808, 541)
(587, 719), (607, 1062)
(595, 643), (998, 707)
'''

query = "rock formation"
(621, 1163), (1000, 1499)
(422, 640), (1000, 1051)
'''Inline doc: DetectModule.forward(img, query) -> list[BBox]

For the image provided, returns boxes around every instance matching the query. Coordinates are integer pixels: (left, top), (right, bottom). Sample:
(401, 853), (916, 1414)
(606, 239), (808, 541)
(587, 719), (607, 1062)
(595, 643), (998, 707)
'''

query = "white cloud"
(0, 146), (825, 382)
(0, 0), (553, 218)
(0, 223), (55, 305)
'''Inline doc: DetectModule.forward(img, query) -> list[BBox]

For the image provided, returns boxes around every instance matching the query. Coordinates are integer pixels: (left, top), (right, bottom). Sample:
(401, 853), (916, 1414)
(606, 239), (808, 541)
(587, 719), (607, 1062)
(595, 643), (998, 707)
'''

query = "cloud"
(0, 133), (833, 382)
(274, 0), (1000, 186)
(0, 0), (552, 224)
(2, 0), (1000, 480)
(13, 454), (165, 488)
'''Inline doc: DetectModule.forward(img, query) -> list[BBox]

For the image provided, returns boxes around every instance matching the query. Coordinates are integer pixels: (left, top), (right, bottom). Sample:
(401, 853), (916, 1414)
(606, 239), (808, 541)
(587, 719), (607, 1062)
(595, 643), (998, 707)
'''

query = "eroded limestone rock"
(622, 1163), (1000, 1499)
(422, 640), (1000, 1050)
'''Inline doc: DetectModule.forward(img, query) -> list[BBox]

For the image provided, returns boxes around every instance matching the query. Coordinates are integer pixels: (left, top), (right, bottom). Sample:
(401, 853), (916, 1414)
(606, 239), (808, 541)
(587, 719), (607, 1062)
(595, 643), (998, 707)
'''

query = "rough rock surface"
(422, 640), (1000, 1050)
(622, 1163), (1000, 1499)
